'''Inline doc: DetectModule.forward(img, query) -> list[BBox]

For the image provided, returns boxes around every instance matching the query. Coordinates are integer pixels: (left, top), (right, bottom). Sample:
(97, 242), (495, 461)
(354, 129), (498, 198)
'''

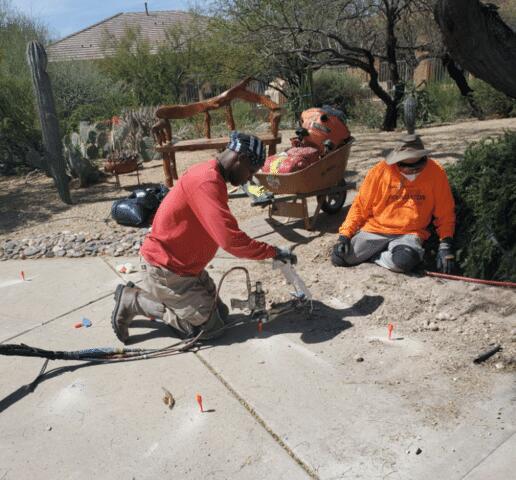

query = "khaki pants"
(140, 257), (218, 335)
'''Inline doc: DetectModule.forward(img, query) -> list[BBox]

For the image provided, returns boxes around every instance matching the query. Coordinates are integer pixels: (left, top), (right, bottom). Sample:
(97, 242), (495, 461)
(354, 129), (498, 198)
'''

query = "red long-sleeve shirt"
(141, 159), (276, 275)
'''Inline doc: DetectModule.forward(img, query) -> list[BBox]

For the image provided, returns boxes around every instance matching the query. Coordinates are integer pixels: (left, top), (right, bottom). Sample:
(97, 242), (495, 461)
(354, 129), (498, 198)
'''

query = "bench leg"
(163, 151), (174, 187)
(302, 198), (311, 230)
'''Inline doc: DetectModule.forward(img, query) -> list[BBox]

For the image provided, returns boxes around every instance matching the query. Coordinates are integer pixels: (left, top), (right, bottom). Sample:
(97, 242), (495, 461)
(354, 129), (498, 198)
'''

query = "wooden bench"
(152, 77), (282, 187)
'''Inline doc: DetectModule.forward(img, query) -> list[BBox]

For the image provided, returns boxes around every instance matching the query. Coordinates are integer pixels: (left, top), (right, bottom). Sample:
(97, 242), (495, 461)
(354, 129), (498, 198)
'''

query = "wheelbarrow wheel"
(319, 181), (347, 214)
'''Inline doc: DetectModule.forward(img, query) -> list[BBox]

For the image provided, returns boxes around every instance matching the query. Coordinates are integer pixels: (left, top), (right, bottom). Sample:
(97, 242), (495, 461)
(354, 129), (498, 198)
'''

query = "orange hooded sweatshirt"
(339, 159), (455, 241)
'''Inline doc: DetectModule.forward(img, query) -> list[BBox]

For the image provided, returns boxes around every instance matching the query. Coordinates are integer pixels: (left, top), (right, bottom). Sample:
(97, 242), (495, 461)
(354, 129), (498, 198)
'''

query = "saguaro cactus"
(26, 41), (71, 204)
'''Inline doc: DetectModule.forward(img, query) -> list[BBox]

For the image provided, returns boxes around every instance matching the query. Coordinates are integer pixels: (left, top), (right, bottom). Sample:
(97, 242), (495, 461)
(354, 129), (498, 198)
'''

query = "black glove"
(336, 235), (351, 257)
(274, 246), (297, 265)
(436, 237), (455, 274)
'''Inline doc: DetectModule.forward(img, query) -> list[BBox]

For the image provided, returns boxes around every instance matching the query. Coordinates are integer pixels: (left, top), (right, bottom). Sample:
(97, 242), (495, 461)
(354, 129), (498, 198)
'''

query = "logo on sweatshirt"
(388, 187), (426, 203)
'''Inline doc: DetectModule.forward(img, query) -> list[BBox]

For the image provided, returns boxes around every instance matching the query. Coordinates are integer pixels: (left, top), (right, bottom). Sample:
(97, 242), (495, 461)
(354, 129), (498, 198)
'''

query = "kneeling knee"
(331, 244), (352, 267)
(391, 245), (420, 273)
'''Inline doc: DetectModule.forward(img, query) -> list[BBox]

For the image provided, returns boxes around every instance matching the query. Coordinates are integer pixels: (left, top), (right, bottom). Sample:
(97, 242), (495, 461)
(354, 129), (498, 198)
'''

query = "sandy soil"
(1, 118), (515, 375)
(2, 117), (515, 240)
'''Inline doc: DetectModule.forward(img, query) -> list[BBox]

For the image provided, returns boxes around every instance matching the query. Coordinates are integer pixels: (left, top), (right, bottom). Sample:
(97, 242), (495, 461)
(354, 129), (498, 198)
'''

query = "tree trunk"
(442, 54), (484, 119)
(26, 41), (72, 204)
(367, 65), (397, 131)
(382, 10), (404, 131)
(435, 0), (516, 99)
(382, 100), (398, 131)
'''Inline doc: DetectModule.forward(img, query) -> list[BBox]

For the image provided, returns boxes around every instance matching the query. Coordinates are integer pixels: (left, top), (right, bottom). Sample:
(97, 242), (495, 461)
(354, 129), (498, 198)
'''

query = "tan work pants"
(140, 257), (217, 335)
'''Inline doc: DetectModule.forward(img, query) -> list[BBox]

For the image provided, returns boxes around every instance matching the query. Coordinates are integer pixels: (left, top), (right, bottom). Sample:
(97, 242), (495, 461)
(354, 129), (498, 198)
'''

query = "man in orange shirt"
(331, 135), (455, 274)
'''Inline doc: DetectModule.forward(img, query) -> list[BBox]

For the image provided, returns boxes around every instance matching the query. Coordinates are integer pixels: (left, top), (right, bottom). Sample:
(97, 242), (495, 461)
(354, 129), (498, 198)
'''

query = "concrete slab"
(0, 296), (310, 480)
(462, 432), (516, 480)
(196, 288), (516, 480)
(1, 205), (514, 480)
(0, 258), (121, 342)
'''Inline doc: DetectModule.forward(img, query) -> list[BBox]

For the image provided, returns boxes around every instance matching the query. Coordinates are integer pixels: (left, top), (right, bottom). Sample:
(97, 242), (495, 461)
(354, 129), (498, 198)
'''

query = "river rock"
(23, 246), (40, 257)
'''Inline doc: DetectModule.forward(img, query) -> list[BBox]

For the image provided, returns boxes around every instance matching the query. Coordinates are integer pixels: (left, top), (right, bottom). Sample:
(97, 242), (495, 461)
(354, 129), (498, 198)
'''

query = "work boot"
(111, 284), (165, 344)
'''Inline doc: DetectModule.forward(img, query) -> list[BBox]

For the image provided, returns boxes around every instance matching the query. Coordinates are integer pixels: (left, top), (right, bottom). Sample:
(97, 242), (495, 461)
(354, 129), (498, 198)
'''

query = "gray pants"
(332, 231), (424, 273)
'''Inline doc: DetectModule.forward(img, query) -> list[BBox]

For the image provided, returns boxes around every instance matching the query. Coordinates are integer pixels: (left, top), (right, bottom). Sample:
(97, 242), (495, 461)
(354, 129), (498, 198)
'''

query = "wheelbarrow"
(252, 138), (355, 230)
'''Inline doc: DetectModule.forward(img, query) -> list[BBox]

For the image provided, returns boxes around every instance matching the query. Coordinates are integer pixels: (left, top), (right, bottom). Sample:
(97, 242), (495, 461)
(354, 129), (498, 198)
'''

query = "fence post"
(26, 41), (72, 204)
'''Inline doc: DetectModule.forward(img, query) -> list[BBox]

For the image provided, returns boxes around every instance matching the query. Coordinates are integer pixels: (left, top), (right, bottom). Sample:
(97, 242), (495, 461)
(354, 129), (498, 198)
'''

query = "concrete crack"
(194, 352), (319, 479)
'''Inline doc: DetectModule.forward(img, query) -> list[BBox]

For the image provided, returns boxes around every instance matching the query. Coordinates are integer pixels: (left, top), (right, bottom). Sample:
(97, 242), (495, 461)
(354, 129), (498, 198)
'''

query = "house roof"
(47, 10), (194, 62)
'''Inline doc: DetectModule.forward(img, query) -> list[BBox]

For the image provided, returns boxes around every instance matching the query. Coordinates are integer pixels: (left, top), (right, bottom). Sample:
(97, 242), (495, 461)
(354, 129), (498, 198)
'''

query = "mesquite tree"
(215, 0), (430, 130)
(26, 41), (71, 204)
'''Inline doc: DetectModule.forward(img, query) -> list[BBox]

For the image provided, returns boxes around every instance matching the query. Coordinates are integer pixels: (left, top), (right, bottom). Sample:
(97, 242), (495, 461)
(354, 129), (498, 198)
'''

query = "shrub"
(348, 100), (384, 130)
(425, 82), (470, 123)
(0, 1), (48, 174)
(470, 78), (516, 118)
(49, 61), (132, 134)
(446, 132), (516, 281)
(0, 75), (42, 174)
(312, 69), (368, 117)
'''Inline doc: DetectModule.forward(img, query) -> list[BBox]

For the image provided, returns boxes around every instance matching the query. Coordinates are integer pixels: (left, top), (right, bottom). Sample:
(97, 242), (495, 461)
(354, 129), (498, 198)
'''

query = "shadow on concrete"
(127, 320), (179, 344)
(127, 295), (384, 347)
(217, 295), (384, 345)
(0, 295), (383, 412)
(0, 361), (92, 414)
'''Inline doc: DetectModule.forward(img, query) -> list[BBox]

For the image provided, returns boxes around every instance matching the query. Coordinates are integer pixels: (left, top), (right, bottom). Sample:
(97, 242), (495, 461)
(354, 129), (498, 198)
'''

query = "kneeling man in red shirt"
(112, 132), (295, 343)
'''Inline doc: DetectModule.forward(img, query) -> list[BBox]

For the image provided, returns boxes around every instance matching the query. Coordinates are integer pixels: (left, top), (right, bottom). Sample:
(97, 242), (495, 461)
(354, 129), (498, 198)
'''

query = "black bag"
(111, 185), (169, 227)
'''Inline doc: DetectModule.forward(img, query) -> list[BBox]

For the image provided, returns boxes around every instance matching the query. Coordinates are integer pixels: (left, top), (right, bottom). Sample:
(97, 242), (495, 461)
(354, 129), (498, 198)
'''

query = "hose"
(425, 270), (516, 288)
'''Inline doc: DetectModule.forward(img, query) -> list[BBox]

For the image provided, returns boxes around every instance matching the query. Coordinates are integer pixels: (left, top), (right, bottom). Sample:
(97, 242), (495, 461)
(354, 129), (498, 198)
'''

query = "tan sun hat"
(386, 134), (432, 165)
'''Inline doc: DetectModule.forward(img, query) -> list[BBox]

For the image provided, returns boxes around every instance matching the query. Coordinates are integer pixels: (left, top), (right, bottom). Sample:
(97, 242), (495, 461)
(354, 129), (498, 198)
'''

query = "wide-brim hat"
(386, 134), (432, 165)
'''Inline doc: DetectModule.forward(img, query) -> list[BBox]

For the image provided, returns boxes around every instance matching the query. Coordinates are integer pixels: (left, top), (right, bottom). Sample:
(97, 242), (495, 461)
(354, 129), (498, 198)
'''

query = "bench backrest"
(154, 77), (282, 141)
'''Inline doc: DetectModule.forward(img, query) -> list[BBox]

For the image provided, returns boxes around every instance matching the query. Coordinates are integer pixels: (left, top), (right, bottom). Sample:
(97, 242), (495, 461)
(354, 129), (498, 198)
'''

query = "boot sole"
(111, 284), (127, 343)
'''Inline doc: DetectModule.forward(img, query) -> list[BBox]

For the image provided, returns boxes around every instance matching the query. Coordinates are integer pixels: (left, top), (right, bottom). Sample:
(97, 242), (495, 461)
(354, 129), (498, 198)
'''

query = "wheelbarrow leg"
(308, 196), (325, 230)
(302, 198), (311, 230)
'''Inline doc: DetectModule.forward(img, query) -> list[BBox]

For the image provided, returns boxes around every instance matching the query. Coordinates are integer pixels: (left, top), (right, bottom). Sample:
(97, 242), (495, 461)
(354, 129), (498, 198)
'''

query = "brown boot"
(111, 284), (165, 343)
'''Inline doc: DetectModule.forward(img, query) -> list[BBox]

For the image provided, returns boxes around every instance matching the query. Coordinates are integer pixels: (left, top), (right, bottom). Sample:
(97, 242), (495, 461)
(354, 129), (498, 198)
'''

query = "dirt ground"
(1, 117), (515, 374)
(2, 117), (515, 240)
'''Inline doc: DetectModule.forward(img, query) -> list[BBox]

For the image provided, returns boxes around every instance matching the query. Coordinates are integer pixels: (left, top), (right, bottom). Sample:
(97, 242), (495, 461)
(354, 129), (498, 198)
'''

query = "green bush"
(0, 75), (42, 174)
(470, 78), (516, 118)
(425, 82), (470, 123)
(447, 132), (516, 281)
(312, 69), (368, 116)
(0, 1), (48, 174)
(49, 61), (132, 134)
(348, 100), (384, 130)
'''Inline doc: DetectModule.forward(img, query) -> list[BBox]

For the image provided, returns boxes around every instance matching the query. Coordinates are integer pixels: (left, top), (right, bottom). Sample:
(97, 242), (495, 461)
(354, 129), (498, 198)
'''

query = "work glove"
(335, 235), (351, 257)
(274, 246), (297, 265)
(436, 237), (455, 274)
